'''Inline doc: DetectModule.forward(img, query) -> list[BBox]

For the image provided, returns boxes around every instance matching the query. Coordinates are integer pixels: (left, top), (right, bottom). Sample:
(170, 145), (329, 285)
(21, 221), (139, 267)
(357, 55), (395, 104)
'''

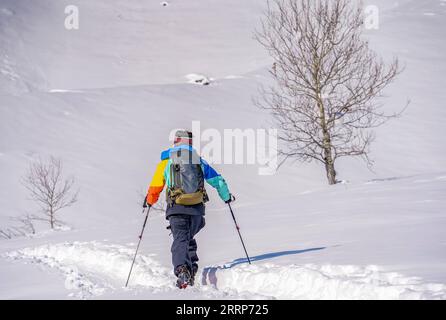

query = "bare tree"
(138, 189), (166, 214)
(0, 228), (17, 239)
(150, 200), (167, 213)
(255, 0), (404, 184)
(23, 157), (78, 229)
(0, 214), (36, 239)
(12, 214), (36, 235)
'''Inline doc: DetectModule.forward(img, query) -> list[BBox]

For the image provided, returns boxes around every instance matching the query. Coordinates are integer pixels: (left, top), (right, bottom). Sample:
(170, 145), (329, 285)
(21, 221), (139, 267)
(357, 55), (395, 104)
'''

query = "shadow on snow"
(201, 247), (326, 287)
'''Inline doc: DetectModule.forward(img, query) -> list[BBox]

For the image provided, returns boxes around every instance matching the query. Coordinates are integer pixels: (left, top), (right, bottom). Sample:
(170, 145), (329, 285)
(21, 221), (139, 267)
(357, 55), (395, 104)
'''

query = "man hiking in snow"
(143, 130), (232, 289)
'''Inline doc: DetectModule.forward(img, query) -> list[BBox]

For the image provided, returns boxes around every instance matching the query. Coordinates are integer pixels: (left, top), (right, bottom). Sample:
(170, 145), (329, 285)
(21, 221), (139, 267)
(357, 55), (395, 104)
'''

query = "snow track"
(4, 242), (176, 299)
(203, 264), (446, 300)
(5, 242), (446, 299)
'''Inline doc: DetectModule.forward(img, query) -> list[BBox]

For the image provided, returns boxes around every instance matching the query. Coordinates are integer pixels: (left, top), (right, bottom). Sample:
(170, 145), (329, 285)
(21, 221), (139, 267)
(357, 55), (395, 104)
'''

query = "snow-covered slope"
(0, 0), (445, 299)
(0, 0), (267, 94)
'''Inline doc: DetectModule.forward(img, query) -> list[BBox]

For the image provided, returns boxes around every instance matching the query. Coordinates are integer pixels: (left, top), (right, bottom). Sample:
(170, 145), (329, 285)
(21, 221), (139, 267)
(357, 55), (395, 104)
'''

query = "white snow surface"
(1, 0), (446, 299)
(4, 241), (446, 300)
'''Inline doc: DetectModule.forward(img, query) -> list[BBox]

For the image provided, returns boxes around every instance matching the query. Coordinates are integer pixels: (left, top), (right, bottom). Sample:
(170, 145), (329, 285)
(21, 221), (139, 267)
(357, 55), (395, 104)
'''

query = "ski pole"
(227, 200), (251, 264)
(125, 205), (151, 287)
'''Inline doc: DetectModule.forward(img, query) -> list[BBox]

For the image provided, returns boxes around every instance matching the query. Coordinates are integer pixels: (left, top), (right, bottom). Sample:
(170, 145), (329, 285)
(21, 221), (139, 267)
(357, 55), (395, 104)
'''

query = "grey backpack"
(167, 149), (208, 205)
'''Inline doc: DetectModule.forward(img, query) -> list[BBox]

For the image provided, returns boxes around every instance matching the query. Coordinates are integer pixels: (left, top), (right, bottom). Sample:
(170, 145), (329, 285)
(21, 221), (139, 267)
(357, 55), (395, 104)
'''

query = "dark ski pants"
(168, 214), (205, 276)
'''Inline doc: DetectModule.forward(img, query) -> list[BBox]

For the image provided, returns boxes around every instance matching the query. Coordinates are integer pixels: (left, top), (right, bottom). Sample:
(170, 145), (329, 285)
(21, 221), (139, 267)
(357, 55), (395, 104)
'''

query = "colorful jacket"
(146, 145), (230, 205)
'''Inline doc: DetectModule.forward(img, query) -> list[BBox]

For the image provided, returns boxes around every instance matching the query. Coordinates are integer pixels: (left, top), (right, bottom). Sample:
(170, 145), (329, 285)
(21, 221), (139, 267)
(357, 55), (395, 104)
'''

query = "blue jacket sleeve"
(201, 158), (230, 202)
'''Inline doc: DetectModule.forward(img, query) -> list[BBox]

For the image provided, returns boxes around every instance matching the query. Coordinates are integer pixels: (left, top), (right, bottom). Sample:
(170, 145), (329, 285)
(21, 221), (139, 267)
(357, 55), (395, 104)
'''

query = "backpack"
(167, 148), (208, 206)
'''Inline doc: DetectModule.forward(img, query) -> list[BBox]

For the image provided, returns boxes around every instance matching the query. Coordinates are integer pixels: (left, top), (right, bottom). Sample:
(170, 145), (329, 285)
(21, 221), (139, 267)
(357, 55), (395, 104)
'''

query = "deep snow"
(4, 239), (446, 300)
(1, 0), (446, 299)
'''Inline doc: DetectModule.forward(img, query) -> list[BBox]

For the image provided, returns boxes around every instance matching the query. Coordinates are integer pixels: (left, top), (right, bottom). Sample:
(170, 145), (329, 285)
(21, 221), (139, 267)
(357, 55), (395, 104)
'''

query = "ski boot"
(176, 265), (192, 289)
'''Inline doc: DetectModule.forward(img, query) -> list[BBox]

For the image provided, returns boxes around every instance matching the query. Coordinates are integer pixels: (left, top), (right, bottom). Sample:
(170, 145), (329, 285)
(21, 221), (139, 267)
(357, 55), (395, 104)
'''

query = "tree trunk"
(316, 93), (338, 185)
(50, 206), (54, 229)
(324, 154), (337, 185)
(322, 130), (337, 185)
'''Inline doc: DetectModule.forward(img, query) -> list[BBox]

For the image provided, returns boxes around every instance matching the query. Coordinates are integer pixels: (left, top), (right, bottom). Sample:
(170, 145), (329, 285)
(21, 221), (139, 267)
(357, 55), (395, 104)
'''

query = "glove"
(142, 197), (150, 209)
(225, 194), (235, 204)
